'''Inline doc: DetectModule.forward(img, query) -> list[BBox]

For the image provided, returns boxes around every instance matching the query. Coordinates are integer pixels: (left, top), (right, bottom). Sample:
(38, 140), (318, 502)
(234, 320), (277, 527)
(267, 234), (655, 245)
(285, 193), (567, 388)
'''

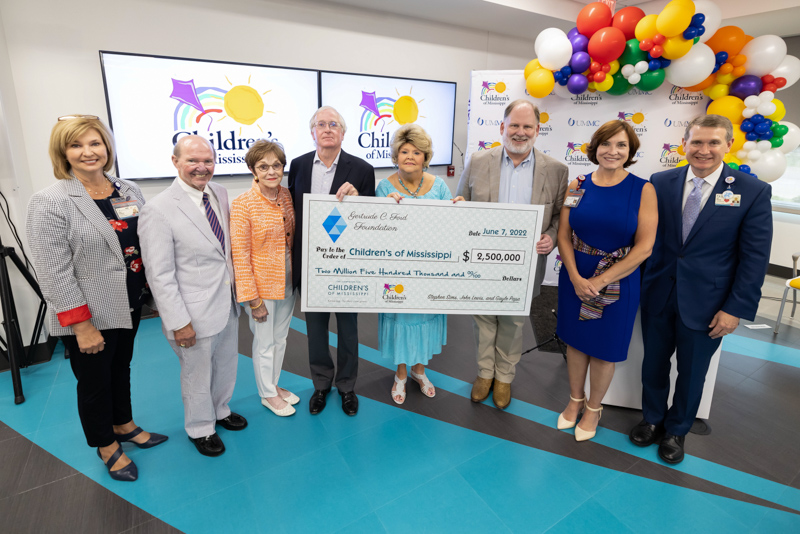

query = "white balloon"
(748, 150), (762, 161)
(742, 108), (756, 119)
(736, 149), (749, 160)
(621, 64), (635, 77)
(665, 43), (716, 87)
(757, 102), (777, 116)
(742, 35), (787, 77)
(749, 149), (787, 182)
(553, 82), (573, 99)
(757, 140), (772, 152)
(635, 61), (649, 74)
(744, 95), (761, 108)
(535, 28), (573, 70)
(770, 55), (800, 90)
(779, 121), (800, 153)
(628, 73), (641, 85)
(693, 1), (722, 44)
(743, 141), (758, 151)
(758, 91), (775, 102)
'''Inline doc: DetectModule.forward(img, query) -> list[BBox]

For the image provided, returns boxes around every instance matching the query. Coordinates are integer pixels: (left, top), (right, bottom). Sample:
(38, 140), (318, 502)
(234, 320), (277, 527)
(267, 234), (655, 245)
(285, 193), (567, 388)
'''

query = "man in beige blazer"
(456, 99), (568, 409)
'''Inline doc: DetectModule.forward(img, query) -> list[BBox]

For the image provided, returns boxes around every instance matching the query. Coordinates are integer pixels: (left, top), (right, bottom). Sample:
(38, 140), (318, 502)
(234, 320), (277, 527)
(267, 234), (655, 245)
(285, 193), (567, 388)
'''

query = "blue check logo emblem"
(322, 207), (347, 243)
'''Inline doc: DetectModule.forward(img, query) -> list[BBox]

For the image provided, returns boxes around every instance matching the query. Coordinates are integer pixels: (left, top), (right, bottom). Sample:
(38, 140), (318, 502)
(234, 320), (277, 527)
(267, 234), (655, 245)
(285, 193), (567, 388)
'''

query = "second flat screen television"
(320, 71), (456, 168)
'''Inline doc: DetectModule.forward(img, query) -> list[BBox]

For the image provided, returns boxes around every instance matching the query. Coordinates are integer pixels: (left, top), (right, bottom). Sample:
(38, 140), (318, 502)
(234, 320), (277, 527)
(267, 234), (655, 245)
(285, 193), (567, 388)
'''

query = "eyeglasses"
(58, 115), (99, 121)
(255, 163), (284, 173)
(314, 121), (341, 130)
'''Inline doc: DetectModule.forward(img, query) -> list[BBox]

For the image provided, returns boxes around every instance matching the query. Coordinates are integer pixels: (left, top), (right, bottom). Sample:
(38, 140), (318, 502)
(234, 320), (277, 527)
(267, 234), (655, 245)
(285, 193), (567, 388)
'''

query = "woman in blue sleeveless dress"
(375, 124), (464, 404)
(555, 120), (658, 442)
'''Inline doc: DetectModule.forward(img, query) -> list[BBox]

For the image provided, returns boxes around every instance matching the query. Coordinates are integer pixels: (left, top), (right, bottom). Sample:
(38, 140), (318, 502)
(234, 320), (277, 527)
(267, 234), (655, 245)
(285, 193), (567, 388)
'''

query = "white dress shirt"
(681, 162), (724, 212)
(311, 150), (342, 195)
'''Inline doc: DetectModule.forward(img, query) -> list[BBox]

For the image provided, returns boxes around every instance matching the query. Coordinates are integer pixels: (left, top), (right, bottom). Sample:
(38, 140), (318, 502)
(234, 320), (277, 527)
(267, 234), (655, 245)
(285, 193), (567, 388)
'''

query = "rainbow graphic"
(661, 143), (680, 159)
(477, 141), (501, 150)
(670, 86), (684, 96)
(566, 142), (586, 156)
(359, 91), (397, 131)
(171, 79), (228, 131)
(383, 283), (404, 296)
(480, 81), (506, 96)
(618, 111), (646, 124)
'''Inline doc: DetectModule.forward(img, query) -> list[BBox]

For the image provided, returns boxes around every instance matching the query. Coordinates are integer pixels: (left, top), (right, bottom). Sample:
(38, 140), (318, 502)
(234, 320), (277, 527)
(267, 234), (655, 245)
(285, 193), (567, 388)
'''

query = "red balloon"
(590, 61), (601, 73)
(763, 83), (778, 93)
(640, 39), (654, 51)
(612, 6), (645, 41)
(577, 2), (613, 38)
(761, 74), (775, 84)
(588, 27), (626, 64)
(775, 77), (787, 88)
(601, 63), (611, 73)
(593, 72), (606, 83)
(653, 33), (666, 46)
(651, 45), (664, 58)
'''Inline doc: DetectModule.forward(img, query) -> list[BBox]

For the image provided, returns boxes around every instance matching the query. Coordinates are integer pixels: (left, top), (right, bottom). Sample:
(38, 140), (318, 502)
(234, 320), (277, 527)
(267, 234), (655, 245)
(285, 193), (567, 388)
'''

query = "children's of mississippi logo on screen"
(357, 88), (424, 159)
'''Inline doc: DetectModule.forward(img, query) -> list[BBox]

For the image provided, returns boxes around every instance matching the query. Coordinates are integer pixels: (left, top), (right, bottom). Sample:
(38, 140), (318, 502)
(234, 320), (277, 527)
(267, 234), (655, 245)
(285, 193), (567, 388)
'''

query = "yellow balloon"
(723, 154), (742, 166)
(716, 72), (735, 85)
(730, 126), (746, 153)
(677, 145), (685, 156)
(661, 35), (693, 60)
(524, 59), (541, 80)
(607, 60), (620, 76)
(595, 76), (614, 92)
(708, 84), (729, 100)
(656, 0), (695, 38)
(635, 14), (659, 42)
(766, 98), (786, 122)
(526, 69), (555, 99)
(707, 95), (746, 124)
(676, 159), (688, 167)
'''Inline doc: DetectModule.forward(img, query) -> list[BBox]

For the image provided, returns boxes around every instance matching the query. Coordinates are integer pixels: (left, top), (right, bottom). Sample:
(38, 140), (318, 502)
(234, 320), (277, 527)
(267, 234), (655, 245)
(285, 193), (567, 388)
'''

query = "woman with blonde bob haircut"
(27, 115), (167, 483)
(376, 123), (463, 404)
(231, 140), (299, 417)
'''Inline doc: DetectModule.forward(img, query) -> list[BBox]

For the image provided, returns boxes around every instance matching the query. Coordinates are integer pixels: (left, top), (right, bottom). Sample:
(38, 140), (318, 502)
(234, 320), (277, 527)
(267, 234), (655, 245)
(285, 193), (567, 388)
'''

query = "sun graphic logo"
(477, 141), (502, 150)
(480, 81), (510, 104)
(322, 207), (347, 243)
(659, 142), (685, 166)
(358, 88), (425, 132)
(565, 142), (592, 165)
(383, 283), (404, 296)
(618, 112), (646, 125)
(538, 111), (553, 135)
(170, 75), (274, 135)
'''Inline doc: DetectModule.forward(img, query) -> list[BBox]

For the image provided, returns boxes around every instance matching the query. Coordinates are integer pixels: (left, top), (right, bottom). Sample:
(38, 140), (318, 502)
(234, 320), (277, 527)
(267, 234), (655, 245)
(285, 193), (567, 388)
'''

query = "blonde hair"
(49, 117), (116, 180)
(390, 124), (433, 168)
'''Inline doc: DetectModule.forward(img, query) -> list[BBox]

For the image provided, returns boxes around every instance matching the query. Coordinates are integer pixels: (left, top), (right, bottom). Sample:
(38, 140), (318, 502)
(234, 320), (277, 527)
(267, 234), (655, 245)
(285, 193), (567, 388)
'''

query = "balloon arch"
(523, 0), (800, 183)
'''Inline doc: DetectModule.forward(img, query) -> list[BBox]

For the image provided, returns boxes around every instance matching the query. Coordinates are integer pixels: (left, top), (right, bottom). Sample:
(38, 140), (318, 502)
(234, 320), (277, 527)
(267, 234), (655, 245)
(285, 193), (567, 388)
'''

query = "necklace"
(84, 180), (111, 196)
(398, 175), (423, 197)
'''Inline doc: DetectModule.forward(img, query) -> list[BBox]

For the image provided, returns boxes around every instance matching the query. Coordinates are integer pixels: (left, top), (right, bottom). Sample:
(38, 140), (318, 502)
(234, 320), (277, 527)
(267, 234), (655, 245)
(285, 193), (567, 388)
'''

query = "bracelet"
(249, 298), (263, 309)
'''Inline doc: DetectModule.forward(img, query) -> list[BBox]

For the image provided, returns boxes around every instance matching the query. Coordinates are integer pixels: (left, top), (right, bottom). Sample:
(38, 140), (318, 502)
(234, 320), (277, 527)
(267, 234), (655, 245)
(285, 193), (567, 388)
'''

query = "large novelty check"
(301, 195), (544, 315)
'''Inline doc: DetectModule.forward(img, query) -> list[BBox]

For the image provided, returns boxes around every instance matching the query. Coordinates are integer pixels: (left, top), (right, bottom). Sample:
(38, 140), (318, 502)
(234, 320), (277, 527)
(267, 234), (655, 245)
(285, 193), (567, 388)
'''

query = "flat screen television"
(100, 51), (319, 179)
(319, 71), (456, 168)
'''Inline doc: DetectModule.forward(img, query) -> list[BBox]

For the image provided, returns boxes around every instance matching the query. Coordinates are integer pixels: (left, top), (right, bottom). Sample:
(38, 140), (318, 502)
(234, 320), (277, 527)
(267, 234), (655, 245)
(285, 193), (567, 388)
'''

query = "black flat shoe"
(658, 434), (686, 464)
(115, 427), (169, 449)
(340, 391), (359, 416)
(97, 446), (138, 482)
(217, 412), (248, 431)
(189, 433), (225, 457)
(629, 419), (663, 447)
(309, 388), (331, 415)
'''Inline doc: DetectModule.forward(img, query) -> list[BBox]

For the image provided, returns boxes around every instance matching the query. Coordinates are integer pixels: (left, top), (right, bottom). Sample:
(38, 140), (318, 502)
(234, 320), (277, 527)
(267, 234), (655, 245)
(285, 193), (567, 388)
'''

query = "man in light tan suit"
(456, 99), (568, 409)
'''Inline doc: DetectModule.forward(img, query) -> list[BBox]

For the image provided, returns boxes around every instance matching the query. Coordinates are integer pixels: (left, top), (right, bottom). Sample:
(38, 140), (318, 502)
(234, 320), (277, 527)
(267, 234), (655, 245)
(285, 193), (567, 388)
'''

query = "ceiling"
(312, 0), (800, 41)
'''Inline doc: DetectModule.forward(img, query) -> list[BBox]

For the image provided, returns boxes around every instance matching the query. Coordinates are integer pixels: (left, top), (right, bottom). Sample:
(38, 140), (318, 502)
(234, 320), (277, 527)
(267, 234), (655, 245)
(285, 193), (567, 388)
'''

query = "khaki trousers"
(472, 314), (525, 383)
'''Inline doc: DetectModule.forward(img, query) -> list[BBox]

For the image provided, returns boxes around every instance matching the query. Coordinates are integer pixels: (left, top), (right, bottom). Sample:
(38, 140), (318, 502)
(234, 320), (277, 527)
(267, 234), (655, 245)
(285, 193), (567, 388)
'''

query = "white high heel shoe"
(557, 395), (585, 430)
(575, 402), (603, 442)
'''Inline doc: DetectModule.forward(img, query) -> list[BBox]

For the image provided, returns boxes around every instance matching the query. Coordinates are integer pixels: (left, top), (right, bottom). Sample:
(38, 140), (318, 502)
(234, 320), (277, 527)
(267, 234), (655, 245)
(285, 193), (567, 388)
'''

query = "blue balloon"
(683, 27), (698, 40)
(649, 60), (661, 71)
(739, 165), (751, 174)
(691, 13), (706, 26)
(553, 72), (564, 83)
(561, 66), (573, 77)
(712, 65), (720, 74)
(745, 132), (759, 141)
(660, 58), (671, 68)
(696, 26), (706, 37)
(715, 51), (729, 63)
(759, 131), (774, 140)
(740, 120), (754, 132)
(754, 122), (771, 135)
(750, 114), (765, 124)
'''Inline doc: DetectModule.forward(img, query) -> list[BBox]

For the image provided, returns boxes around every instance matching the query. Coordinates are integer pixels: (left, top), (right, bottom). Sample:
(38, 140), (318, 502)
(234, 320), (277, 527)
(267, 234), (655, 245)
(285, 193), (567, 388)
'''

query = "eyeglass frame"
(314, 121), (341, 130)
(254, 163), (285, 173)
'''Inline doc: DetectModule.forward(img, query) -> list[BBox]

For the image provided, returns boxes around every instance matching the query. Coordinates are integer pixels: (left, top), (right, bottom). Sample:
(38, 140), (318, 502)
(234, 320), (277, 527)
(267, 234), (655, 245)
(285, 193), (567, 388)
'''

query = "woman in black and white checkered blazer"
(26, 116), (168, 482)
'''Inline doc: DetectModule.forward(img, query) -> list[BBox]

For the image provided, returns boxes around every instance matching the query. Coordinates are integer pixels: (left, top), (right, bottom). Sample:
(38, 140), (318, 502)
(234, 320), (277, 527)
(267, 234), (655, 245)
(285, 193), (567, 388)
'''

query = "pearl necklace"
(398, 175), (423, 198)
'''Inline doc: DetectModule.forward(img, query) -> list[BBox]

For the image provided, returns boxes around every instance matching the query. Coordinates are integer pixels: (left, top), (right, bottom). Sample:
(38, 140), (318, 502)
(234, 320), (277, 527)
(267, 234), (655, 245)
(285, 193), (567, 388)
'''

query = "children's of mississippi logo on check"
(382, 283), (407, 303)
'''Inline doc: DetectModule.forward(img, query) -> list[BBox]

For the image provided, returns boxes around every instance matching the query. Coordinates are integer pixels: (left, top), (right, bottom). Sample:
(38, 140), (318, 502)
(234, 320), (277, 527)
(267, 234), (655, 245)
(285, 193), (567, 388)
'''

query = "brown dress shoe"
(492, 379), (512, 409)
(471, 376), (493, 402)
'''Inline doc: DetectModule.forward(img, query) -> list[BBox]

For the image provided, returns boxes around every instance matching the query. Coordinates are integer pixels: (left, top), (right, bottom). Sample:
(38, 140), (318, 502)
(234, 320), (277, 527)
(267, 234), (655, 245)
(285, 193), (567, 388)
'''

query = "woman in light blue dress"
(376, 124), (464, 404)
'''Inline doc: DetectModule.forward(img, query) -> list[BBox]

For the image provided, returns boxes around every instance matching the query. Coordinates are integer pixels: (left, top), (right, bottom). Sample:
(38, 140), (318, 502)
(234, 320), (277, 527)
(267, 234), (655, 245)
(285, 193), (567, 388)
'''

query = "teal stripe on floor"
(722, 334), (800, 368)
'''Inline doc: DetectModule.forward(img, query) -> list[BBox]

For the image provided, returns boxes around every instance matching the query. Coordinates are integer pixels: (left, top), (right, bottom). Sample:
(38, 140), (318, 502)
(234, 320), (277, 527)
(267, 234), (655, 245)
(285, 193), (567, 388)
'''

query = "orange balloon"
(718, 63), (733, 74)
(705, 26), (747, 56)
(732, 66), (746, 77)
(731, 54), (747, 67)
(683, 72), (716, 92)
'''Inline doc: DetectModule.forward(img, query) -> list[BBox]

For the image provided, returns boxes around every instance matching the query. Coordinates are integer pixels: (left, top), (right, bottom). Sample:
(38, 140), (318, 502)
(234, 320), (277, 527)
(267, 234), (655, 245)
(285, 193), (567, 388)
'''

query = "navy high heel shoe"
(97, 446), (138, 482)
(115, 427), (168, 449)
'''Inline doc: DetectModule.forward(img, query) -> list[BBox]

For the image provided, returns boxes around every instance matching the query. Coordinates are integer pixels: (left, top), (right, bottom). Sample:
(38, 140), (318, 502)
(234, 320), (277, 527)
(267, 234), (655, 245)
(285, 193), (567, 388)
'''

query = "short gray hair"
(390, 124), (433, 168)
(684, 114), (733, 143)
(309, 106), (347, 134)
(503, 99), (540, 123)
(173, 134), (216, 158)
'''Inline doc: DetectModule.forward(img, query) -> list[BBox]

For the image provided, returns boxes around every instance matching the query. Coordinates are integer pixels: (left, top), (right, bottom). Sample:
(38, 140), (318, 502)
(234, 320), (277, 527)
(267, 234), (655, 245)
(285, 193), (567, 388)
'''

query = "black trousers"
(306, 311), (359, 392)
(61, 309), (142, 448)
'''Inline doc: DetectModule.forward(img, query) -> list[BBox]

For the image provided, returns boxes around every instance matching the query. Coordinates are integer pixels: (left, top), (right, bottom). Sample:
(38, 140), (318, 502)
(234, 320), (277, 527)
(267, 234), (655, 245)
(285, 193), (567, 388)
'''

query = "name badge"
(715, 191), (741, 207)
(564, 189), (585, 208)
(110, 197), (141, 219)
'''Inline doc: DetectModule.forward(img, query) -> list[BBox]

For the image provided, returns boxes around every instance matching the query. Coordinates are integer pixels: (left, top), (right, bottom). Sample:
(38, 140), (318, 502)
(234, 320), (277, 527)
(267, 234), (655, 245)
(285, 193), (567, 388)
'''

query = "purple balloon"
(569, 52), (591, 74)
(567, 73), (589, 95)
(570, 33), (589, 53)
(729, 75), (763, 100)
(568, 27), (580, 39)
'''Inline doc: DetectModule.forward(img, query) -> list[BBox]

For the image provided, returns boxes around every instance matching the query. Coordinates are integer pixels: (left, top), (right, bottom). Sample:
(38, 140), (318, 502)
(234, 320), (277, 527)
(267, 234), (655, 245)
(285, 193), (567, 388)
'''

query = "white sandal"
(392, 375), (407, 405)
(557, 395), (585, 430)
(410, 370), (435, 398)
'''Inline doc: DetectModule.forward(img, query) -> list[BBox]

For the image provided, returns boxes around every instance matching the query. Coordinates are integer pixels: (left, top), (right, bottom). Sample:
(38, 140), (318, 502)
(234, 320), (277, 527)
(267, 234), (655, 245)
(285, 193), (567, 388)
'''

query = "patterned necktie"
(203, 192), (225, 252)
(682, 177), (704, 243)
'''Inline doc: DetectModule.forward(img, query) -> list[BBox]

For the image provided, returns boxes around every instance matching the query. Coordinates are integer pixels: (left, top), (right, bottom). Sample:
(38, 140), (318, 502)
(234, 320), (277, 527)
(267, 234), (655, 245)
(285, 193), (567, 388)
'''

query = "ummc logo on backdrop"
(480, 81), (511, 105)
(618, 111), (648, 134)
(477, 141), (501, 150)
(664, 118), (692, 128)
(659, 143), (683, 167)
(565, 142), (592, 165)
(669, 87), (704, 105)
(170, 76), (277, 164)
(356, 89), (423, 159)
(477, 117), (503, 126)
(568, 118), (601, 127)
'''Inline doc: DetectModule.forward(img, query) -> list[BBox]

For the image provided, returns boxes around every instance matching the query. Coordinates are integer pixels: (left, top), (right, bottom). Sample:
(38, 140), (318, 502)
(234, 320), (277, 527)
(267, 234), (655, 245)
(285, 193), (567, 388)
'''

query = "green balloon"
(606, 71), (631, 96)
(774, 124), (789, 136)
(619, 39), (647, 66)
(728, 162), (739, 170)
(694, 36), (700, 44)
(771, 137), (784, 148)
(636, 69), (666, 92)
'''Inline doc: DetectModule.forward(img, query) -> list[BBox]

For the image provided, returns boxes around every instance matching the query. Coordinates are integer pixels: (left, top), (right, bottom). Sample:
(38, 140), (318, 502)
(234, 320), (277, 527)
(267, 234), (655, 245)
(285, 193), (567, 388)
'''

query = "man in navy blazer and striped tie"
(139, 135), (247, 457)
(630, 115), (772, 464)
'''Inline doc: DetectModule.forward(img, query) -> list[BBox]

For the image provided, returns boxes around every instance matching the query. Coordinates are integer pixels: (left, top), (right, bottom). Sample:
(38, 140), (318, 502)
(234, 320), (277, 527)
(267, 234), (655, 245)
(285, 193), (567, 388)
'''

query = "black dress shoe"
(629, 419), (663, 447)
(658, 434), (686, 464)
(97, 446), (138, 482)
(340, 391), (359, 416)
(309, 388), (331, 415)
(115, 426), (169, 449)
(217, 412), (248, 431)
(189, 433), (225, 457)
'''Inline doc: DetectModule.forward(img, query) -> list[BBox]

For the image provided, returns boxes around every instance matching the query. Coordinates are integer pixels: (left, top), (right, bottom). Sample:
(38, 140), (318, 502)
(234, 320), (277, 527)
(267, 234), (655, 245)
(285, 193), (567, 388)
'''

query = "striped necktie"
(682, 177), (704, 243)
(203, 192), (225, 252)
